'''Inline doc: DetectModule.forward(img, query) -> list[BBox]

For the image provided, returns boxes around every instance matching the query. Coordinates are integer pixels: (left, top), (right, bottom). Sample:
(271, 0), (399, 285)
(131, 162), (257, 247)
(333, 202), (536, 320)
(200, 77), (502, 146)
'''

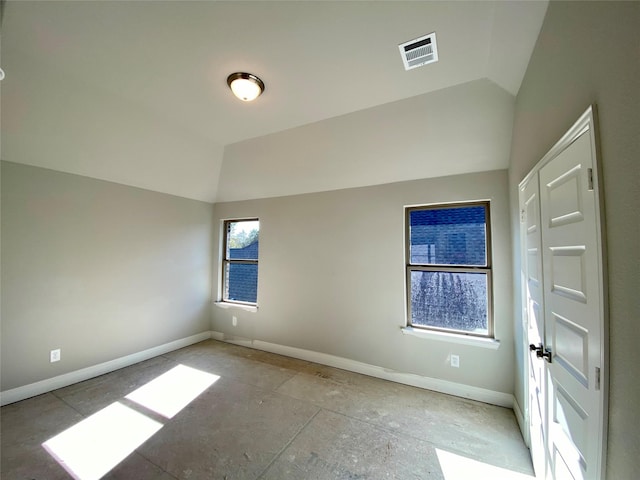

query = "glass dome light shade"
(227, 73), (264, 102)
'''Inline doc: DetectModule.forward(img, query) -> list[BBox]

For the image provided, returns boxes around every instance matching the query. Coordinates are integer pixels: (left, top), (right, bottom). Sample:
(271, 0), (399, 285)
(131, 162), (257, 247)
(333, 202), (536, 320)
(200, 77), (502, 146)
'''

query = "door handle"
(529, 343), (543, 354)
(529, 343), (552, 363)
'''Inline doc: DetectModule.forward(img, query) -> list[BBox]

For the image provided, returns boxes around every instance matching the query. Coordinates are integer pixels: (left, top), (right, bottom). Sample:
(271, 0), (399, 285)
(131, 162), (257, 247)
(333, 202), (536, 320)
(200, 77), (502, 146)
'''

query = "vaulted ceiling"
(1, 1), (548, 202)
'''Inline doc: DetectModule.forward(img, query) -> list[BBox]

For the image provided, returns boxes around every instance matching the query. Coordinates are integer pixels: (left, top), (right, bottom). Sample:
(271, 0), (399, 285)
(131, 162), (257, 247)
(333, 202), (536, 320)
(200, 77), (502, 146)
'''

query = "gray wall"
(1, 161), (213, 391)
(213, 170), (515, 394)
(219, 79), (514, 202)
(508, 1), (640, 477)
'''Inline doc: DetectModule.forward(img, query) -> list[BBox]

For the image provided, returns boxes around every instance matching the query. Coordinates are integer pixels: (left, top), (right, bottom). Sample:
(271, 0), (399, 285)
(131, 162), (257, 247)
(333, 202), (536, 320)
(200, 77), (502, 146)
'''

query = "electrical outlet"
(232, 316), (238, 327)
(450, 354), (460, 368)
(50, 349), (61, 363)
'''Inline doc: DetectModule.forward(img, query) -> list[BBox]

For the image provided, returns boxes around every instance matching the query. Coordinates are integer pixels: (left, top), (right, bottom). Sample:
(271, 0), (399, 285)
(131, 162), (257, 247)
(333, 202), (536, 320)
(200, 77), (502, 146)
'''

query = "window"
(221, 219), (259, 305)
(406, 203), (492, 337)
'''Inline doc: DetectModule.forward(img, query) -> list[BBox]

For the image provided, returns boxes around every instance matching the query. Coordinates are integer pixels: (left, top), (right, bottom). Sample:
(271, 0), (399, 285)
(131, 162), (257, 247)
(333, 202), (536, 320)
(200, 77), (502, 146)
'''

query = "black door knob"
(529, 343), (552, 363)
(529, 343), (543, 354)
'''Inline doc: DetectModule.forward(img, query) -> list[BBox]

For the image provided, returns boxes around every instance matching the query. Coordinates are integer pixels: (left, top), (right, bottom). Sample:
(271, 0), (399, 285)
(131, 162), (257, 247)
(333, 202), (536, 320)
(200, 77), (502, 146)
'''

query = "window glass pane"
(225, 263), (258, 303)
(227, 221), (259, 260)
(409, 206), (486, 265)
(410, 270), (488, 334)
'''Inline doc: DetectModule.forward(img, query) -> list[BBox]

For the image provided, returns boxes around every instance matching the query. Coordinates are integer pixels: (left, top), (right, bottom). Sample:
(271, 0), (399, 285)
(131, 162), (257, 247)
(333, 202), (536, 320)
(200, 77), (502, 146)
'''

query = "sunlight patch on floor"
(43, 364), (219, 479)
(43, 402), (162, 480)
(125, 364), (220, 419)
(436, 448), (536, 480)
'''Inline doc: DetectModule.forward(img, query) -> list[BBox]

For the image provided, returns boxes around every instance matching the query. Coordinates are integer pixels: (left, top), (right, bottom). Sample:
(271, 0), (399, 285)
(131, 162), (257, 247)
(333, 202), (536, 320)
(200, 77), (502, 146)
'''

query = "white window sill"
(213, 301), (258, 313)
(400, 326), (500, 349)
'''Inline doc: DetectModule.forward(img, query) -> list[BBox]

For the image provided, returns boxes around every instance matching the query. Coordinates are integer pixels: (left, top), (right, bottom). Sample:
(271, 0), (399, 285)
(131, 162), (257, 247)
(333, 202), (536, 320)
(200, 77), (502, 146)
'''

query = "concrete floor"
(1, 339), (535, 479)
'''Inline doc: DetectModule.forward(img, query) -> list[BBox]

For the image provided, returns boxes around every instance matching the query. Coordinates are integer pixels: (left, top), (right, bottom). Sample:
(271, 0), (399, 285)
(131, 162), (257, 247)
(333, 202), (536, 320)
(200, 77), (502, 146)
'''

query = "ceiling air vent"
(398, 32), (438, 71)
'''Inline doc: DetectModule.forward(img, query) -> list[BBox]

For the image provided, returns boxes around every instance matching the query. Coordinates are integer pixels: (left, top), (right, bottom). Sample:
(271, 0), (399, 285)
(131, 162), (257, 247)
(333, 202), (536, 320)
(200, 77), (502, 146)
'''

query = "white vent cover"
(398, 32), (438, 71)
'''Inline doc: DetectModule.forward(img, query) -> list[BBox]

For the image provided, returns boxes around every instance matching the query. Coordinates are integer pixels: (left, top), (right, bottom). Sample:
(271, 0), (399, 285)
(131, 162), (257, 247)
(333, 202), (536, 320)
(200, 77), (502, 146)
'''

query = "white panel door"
(539, 128), (605, 480)
(520, 106), (606, 480)
(520, 173), (548, 479)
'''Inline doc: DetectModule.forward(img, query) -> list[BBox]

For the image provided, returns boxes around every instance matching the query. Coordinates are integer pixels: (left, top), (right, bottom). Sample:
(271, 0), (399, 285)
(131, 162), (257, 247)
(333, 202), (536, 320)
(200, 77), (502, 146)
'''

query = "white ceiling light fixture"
(227, 72), (265, 102)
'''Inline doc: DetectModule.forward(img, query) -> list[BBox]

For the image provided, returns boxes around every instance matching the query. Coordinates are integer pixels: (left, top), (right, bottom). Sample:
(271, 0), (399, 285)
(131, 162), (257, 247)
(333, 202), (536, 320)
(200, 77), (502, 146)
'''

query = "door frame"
(518, 105), (609, 479)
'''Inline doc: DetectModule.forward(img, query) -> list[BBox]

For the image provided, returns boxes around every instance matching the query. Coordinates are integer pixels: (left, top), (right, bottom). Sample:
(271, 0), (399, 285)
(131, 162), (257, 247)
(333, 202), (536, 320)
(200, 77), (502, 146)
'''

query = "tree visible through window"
(222, 219), (259, 305)
(406, 203), (492, 336)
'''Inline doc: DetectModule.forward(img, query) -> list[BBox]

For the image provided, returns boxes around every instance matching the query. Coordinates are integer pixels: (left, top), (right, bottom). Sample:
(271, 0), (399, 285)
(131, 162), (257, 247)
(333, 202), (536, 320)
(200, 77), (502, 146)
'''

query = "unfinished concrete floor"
(1, 339), (534, 479)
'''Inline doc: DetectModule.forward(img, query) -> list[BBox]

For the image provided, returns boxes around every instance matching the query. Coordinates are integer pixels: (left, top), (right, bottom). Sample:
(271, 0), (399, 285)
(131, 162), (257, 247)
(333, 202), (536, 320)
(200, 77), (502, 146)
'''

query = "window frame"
(405, 201), (493, 338)
(221, 218), (259, 307)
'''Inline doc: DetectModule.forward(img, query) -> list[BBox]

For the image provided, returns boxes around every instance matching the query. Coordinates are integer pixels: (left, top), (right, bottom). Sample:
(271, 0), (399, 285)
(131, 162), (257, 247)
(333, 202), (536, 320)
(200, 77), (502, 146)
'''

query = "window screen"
(406, 203), (492, 336)
(222, 219), (259, 305)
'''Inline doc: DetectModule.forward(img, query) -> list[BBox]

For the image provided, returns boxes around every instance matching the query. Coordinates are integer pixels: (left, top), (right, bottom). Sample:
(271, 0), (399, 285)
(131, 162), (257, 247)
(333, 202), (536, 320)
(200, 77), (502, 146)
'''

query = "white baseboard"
(211, 331), (514, 408)
(2, 331), (516, 410)
(513, 397), (529, 447)
(0, 332), (212, 406)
